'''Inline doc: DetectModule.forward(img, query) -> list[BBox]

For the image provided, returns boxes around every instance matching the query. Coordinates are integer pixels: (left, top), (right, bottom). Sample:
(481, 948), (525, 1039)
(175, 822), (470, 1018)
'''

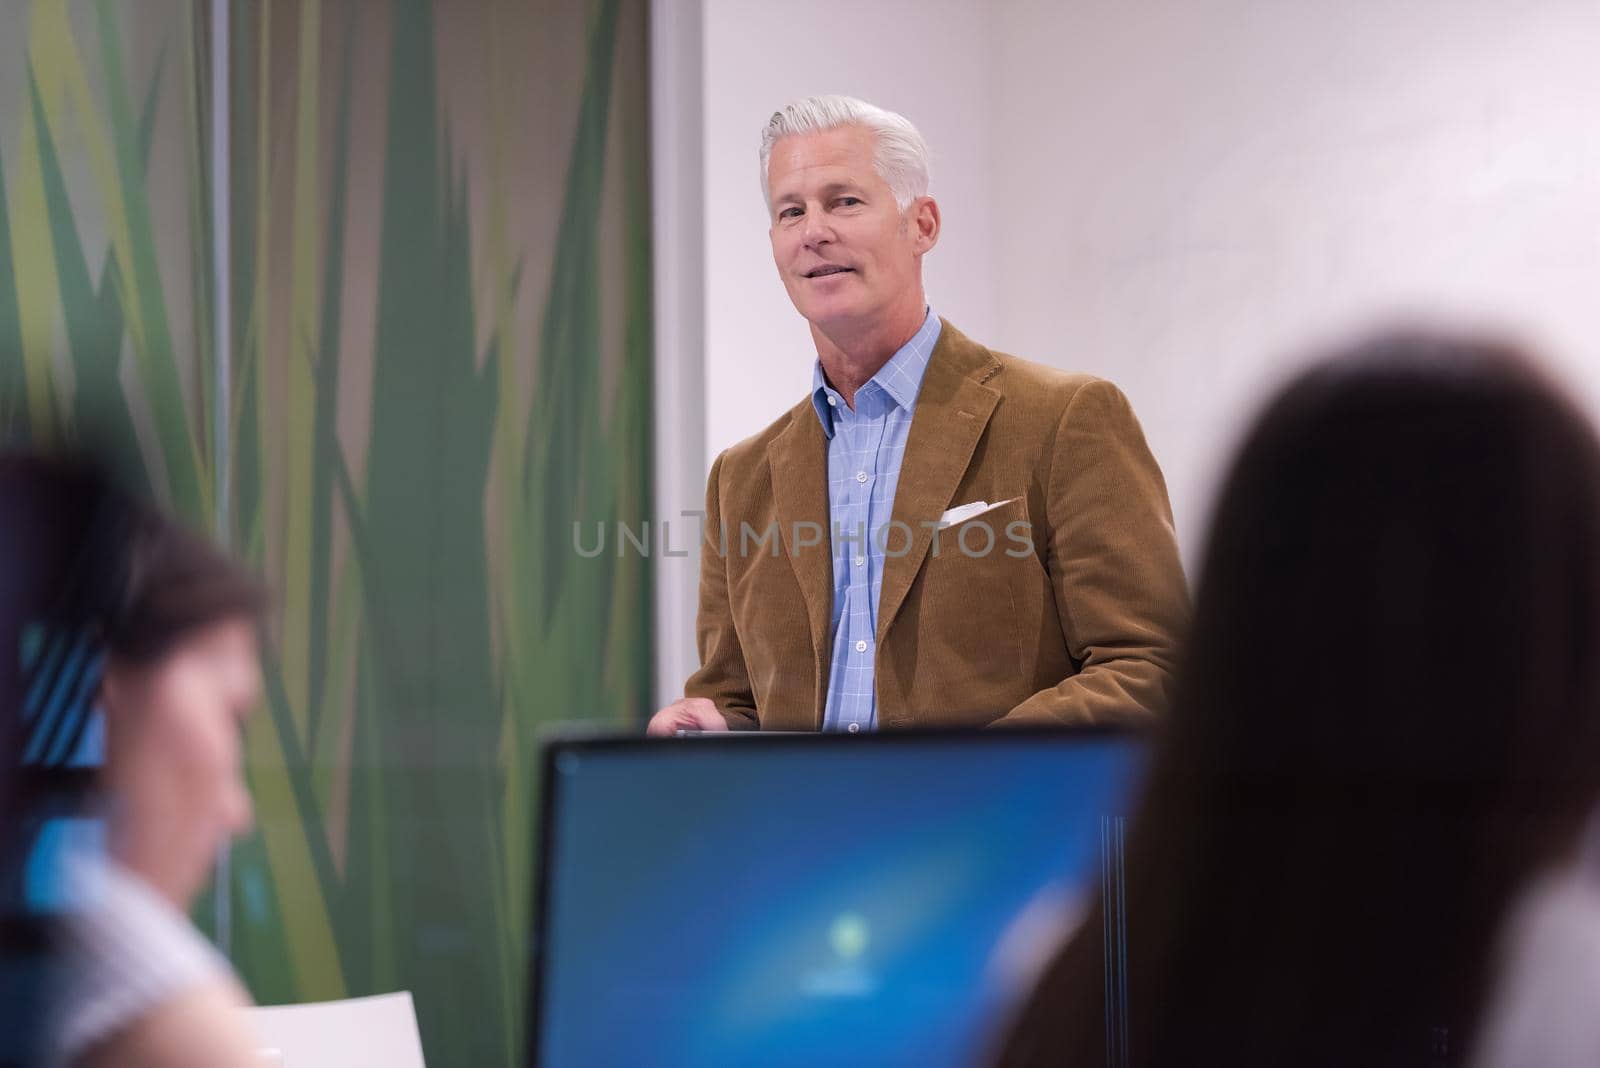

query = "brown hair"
(98, 500), (267, 664)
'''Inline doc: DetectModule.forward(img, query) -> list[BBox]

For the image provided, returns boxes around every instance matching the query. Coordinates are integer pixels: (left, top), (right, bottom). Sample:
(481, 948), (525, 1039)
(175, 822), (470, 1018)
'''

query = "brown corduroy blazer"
(684, 320), (1190, 730)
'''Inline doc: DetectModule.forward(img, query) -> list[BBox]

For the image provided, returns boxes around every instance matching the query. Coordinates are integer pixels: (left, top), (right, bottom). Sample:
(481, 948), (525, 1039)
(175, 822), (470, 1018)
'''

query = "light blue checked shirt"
(810, 309), (941, 733)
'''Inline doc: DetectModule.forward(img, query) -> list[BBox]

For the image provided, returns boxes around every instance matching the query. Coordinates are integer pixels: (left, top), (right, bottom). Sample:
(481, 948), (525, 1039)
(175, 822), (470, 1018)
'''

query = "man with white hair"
(648, 95), (1188, 734)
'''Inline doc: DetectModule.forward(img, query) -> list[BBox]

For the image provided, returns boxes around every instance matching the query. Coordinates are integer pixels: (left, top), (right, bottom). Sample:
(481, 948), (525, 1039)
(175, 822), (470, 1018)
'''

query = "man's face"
(767, 125), (929, 333)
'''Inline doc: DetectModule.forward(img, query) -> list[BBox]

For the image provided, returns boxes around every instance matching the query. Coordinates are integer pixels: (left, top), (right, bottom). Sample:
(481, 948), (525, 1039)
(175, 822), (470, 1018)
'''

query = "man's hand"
(646, 697), (731, 736)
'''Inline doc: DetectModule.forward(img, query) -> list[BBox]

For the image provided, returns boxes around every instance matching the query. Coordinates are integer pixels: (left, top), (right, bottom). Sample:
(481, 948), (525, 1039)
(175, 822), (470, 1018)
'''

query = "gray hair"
(759, 95), (931, 212)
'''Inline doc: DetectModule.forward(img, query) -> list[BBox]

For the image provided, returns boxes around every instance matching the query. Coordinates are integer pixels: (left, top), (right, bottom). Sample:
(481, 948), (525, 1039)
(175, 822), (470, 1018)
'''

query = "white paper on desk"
(936, 497), (1018, 529)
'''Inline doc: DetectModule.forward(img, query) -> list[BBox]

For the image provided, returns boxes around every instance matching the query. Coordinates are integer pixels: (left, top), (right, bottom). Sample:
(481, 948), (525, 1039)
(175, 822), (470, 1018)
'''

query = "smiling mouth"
(804, 265), (854, 279)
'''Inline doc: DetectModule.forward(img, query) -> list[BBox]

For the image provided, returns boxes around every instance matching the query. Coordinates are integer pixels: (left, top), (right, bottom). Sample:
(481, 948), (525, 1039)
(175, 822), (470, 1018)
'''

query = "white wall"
(989, 0), (1600, 561)
(662, 0), (1600, 695)
(651, 0), (707, 705)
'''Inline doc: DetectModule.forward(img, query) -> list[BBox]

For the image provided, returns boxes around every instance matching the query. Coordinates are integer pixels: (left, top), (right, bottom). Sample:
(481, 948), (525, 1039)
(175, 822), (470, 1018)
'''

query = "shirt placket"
(854, 393), (891, 731)
(829, 402), (861, 732)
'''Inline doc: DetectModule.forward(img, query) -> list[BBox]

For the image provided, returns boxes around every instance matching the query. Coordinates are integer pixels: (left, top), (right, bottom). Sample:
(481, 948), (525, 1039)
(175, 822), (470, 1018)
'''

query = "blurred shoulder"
(1473, 867), (1600, 1068)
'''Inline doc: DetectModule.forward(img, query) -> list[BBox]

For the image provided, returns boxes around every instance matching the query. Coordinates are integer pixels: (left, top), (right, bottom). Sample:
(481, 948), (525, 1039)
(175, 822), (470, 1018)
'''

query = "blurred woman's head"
(998, 330), (1600, 1067)
(96, 500), (266, 908)
(6, 456), (266, 909)
(1184, 330), (1600, 850)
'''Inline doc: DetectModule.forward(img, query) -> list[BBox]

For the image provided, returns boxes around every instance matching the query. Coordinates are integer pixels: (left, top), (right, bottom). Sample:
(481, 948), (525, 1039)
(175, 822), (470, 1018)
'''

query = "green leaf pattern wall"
(1, 2), (653, 1064)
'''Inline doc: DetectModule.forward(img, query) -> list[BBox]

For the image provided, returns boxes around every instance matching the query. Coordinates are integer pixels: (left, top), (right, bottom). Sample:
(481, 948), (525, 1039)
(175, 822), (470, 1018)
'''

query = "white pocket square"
(936, 497), (1018, 529)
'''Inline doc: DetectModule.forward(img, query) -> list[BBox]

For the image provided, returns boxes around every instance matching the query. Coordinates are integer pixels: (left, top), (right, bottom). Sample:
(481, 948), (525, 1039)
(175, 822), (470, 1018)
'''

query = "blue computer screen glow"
(537, 735), (1143, 1068)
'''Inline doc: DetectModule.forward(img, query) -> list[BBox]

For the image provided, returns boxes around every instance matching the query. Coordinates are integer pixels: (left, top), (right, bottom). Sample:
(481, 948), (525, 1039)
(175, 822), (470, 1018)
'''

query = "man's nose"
(801, 211), (834, 247)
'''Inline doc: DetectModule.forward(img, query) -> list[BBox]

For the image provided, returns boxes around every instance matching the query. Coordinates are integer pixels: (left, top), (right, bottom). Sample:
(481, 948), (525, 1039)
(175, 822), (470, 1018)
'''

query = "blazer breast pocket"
(931, 496), (1033, 563)
(914, 497), (1038, 690)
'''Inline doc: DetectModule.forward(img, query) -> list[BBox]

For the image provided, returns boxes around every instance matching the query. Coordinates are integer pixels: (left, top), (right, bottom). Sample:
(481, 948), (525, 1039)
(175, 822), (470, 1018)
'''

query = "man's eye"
(779, 207), (802, 220)
(837, 197), (862, 207)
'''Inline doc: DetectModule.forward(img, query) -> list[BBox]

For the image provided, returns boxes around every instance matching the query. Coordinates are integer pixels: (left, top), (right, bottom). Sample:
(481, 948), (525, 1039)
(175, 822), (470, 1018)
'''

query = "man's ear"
(911, 195), (941, 255)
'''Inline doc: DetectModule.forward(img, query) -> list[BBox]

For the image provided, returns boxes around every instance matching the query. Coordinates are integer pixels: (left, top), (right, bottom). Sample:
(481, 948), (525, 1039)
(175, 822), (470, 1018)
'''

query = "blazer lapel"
(767, 402), (834, 724)
(877, 321), (1002, 644)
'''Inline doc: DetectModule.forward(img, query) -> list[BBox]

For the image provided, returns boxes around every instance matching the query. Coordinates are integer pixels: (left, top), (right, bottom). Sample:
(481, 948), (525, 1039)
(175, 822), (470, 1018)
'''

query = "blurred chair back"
(245, 991), (425, 1067)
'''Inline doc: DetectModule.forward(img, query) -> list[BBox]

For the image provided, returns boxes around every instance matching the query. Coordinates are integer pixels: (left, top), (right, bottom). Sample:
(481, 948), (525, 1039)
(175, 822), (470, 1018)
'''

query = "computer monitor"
(527, 728), (1145, 1067)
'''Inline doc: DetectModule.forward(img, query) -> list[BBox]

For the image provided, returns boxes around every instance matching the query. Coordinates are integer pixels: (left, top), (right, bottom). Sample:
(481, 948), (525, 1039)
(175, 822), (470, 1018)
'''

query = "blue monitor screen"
(532, 731), (1144, 1067)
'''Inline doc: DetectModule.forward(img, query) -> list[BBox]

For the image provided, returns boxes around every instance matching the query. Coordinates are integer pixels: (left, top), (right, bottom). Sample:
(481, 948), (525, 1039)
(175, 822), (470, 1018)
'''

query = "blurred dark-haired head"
(1187, 331), (1600, 831)
(998, 330), (1600, 1067)
(3, 452), (266, 907)
(1, 453), (265, 667)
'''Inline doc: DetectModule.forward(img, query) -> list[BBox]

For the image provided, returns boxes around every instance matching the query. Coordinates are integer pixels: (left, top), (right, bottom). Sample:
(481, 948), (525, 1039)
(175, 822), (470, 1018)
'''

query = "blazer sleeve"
(682, 451), (761, 729)
(992, 378), (1190, 726)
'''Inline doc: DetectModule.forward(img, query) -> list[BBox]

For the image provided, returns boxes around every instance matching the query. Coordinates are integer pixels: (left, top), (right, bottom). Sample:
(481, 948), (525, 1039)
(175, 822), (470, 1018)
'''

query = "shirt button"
(847, 723), (860, 733)
(853, 554), (865, 567)
(827, 395), (838, 407)
(856, 471), (868, 483)
(855, 639), (867, 653)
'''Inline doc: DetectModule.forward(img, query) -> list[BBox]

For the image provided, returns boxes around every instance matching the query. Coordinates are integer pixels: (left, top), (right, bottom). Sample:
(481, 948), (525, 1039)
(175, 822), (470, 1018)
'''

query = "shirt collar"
(810, 309), (941, 438)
